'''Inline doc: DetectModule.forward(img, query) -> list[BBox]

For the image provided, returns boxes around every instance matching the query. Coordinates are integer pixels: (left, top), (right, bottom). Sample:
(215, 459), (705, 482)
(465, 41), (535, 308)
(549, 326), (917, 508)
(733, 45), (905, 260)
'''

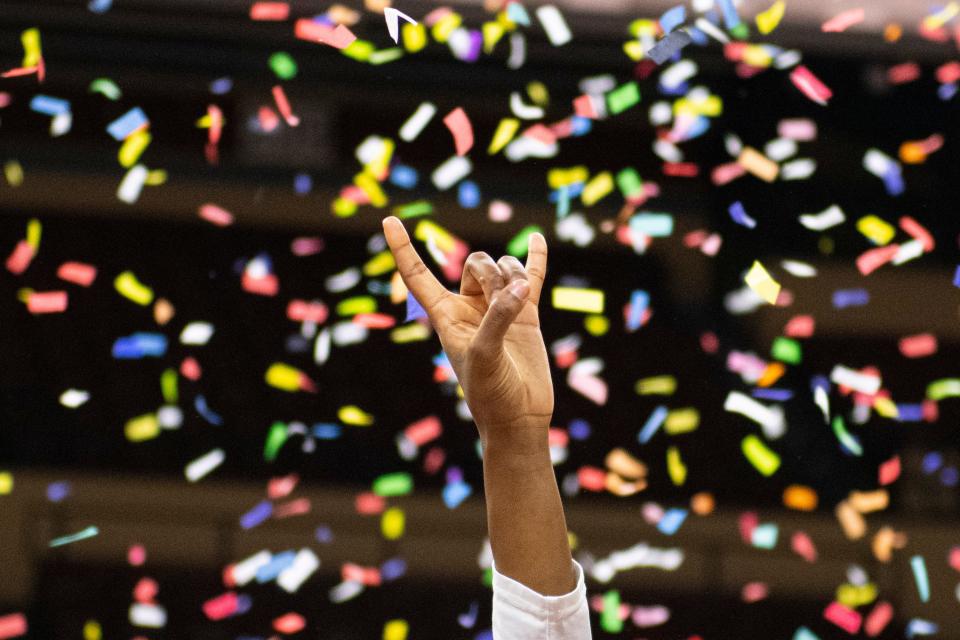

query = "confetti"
(443, 107), (474, 156)
(50, 525), (99, 548)
(744, 261), (781, 305)
(535, 5), (572, 47)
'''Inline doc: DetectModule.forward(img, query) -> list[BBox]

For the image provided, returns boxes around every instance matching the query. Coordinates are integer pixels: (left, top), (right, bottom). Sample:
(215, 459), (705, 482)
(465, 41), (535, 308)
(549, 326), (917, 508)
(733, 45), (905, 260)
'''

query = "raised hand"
(382, 217), (554, 447)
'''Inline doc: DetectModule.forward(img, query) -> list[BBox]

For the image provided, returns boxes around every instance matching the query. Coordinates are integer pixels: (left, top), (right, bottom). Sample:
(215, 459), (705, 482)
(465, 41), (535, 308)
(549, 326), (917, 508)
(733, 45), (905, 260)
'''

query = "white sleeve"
(491, 560), (592, 639)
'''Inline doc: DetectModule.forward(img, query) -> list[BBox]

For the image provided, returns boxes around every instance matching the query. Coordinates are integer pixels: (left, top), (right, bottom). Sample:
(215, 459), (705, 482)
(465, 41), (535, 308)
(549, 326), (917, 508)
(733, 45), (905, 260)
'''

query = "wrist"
(478, 418), (552, 457)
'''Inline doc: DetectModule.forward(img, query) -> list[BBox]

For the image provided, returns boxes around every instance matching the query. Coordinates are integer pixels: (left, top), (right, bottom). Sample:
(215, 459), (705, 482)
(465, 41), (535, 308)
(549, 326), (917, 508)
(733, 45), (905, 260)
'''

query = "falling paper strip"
(536, 5), (572, 46)
(184, 449), (225, 483)
(384, 7), (418, 44)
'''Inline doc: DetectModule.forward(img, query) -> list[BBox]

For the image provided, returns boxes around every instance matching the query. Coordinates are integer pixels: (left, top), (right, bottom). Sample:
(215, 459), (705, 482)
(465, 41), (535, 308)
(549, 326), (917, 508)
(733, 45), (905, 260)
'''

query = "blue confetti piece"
(443, 480), (472, 509)
(112, 333), (168, 359)
(793, 628), (820, 640)
(729, 201), (757, 228)
(953, 265), (960, 287)
(235, 594), (253, 615)
(570, 116), (592, 137)
(556, 185), (570, 218)
(638, 405), (668, 444)
(293, 172), (313, 195)
(88, 0), (112, 13)
(659, 5), (686, 33)
(568, 419), (591, 441)
(911, 555), (930, 602)
(256, 550), (296, 583)
(506, 2), (530, 25)
(626, 290), (650, 332)
(106, 107), (149, 141)
(941, 466), (959, 487)
(647, 29), (693, 65)
(921, 451), (943, 475)
(751, 388), (793, 401)
(751, 523), (779, 549)
(405, 291), (428, 322)
(46, 481), (71, 503)
(389, 164), (419, 190)
(895, 404), (924, 422)
(938, 82), (958, 101)
(194, 395), (223, 426)
(474, 631), (493, 640)
(810, 375), (831, 394)
(832, 288), (870, 309)
(659, 80), (690, 97)
(630, 213), (674, 237)
(210, 77), (233, 95)
(656, 508), (688, 535)
(380, 557), (407, 581)
(315, 525), (334, 543)
(882, 166), (905, 196)
(30, 95), (71, 116)
(312, 423), (342, 440)
(906, 619), (938, 638)
(548, 182), (584, 203)
(717, 0), (742, 30)
(239, 500), (273, 530)
(458, 180), (481, 208)
(687, 26), (709, 46)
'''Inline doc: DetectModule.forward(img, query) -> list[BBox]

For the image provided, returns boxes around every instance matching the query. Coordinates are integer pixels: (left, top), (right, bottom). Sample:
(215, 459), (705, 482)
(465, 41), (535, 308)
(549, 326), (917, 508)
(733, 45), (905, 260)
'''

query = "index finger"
(382, 217), (449, 312)
(524, 232), (548, 306)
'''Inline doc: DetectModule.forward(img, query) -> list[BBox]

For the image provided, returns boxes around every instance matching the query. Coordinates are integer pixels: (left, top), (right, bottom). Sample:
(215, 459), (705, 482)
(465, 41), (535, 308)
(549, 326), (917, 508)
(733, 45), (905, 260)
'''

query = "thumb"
(472, 280), (529, 359)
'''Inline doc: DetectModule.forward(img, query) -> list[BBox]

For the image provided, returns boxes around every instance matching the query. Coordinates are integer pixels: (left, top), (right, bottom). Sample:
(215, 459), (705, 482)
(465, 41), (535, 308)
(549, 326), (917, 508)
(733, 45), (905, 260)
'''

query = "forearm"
(481, 428), (577, 596)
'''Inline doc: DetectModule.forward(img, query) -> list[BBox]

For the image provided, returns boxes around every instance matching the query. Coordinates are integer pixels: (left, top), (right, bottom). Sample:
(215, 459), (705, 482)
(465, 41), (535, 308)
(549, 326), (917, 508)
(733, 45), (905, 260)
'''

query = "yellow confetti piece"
(742, 45), (774, 68)
(582, 171), (614, 206)
(873, 396), (899, 419)
(114, 271), (154, 306)
(125, 413), (160, 442)
(383, 619), (409, 640)
(664, 408), (699, 435)
(83, 620), (102, 640)
(666, 446), (687, 486)
(605, 448), (647, 480)
(552, 287), (605, 314)
(118, 130), (151, 168)
(738, 147), (780, 182)
(856, 215), (896, 246)
(623, 40), (645, 62)
(366, 138), (395, 177)
(339, 405), (374, 426)
(923, 1), (959, 29)
(547, 166), (588, 189)
(527, 81), (550, 107)
(144, 169), (167, 186)
(402, 22), (428, 52)
(628, 18), (658, 37)
(363, 251), (396, 277)
(431, 12), (462, 42)
(756, 0), (786, 35)
(16, 288), (33, 304)
(488, 118), (520, 155)
(584, 314), (609, 336)
(337, 296), (377, 316)
(414, 220), (456, 253)
(837, 582), (878, 608)
(381, 507), (405, 540)
(741, 434), (780, 476)
(354, 171), (388, 208)
(265, 363), (305, 392)
(482, 21), (505, 53)
(744, 261), (781, 305)
(5, 160), (24, 187)
(635, 375), (677, 395)
(21, 28), (41, 68)
(26, 218), (41, 250)
(0, 471), (12, 495)
(391, 323), (431, 343)
(333, 196), (358, 217)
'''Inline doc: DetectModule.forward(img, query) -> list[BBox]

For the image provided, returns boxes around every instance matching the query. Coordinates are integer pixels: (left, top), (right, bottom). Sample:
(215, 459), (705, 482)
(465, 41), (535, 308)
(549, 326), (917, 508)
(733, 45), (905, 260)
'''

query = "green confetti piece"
(50, 525), (99, 548)
(336, 296), (377, 316)
(506, 225), (543, 258)
(394, 200), (433, 219)
(742, 434), (780, 476)
(161, 368), (178, 404)
(88, 77), (122, 101)
(481, 567), (493, 588)
(369, 48), (405, 65)
(832, 416), (863, 456)
(341, 40), (375, 62)
(264, 421), (288, 462)
(730, 22), (751, 40)
(373, 472), (414, 497)
(927, 378), (960, 401)
(771, 337), (802, 364)
(616, 168), (644, 198)
(601, 590), (623, 633)
(268, 51), (298, 80)
(606, 82), (641, 115)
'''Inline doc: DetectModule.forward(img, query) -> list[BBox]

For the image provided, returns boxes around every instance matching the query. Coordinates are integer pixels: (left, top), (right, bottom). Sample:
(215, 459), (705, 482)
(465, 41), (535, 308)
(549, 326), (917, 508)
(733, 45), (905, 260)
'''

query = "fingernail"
(510, 280), (529, 298)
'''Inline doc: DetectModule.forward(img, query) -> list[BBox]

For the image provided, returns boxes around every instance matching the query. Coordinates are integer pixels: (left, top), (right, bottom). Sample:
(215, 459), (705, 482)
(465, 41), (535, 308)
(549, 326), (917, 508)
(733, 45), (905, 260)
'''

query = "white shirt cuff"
(492, 559), (587, 620)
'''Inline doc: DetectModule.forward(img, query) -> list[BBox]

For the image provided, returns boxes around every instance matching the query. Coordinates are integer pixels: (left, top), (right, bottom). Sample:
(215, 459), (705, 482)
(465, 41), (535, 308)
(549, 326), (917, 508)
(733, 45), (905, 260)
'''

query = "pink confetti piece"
(27, 291), (67, 314)
(523, 123), (558, 146)
(5, 240), (35, 275)
(249, 1), (289, 21)
(272, 85), (300, 126)
(856, 244), (899, 276)
(784, 315), (815, 338)
(824, 601), (862, 634)
(355, 491), (386, 515)
(342, 563), (382, 586)
(198, 203), (234, 227)
(864, 601), (893, 637)
(573, 94), (599, 119)
(180, 357), (202, 380)
(352, 313), (396, 329)
(822, 7), (865, 32)
(57, 261), (97, 286)
(258, 106), (280, 132)
(404, 415), (442, 447)
(291, 236), (324, 256)
(900, 216), (935, 252)
(286, 300), (329, 324)
(0, 613), (27, 640)
(242, 272), (279, 296)
(1, 66), (39, 78)
(790, 66), (833, 105)
(949, 546), (960, 572)
(442, 107), (474, 156)
(741, 581), (769, 603)
(203, 592), (239, 620)
(268, 473), (299, 499)
(899, 334), (937, 358)
(274, 497), (311, 518)
(294, 19), (357, 49)
(878, 455), (901, 485)
(888, 62), (921, 85)
(738, 511), (758, 543)
(577, 466), (606, 492)
(711, 162), (746, 186)
(791, 531), (818, 562)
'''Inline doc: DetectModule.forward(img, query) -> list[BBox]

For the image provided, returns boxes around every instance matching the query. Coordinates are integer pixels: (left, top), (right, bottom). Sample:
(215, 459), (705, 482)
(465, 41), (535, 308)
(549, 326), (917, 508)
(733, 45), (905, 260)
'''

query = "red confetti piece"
(268, 473), (299, 499)
(404, 416), (442, 447)
(133, 577), (159, 604)
(249, 1), (289, 20)
(294, 19), (357, 49)
(352, 312), (396, 329)
(878, 455), (901, 486)
(272, 85), (300, 126)
(342, 563), (381, 586)
(577, 466), (606, 492)
(355, 491), (386, 515)
(522, 123), (557, 146)
(203, 592), (239, 621)
(423, 446), (445, 474)
(0, 613), (27, 640)
(864, 601), (893, 637)
(442, 107), (473, 156)
(887, 62), (921, 85)
(662, 162), (699, 177)
(949, 546), (960, 572)
(823, 601), (862, 634)
(791, 531), (818, 562)
(790, 65), (833, 105)
(27, 291), (67, 314)
(242, 272), (279, 296)
(572, 94), (599, 119)
(741, 581), (769, 603)
(856, 244), (899, 276)
(180, 357), (202, 380)
(57, 261), (97, 286)
(286, 300), (329, 324)
(784, 315), (815, 338)
(899, 333), (937, 358)
(936, 61), (960, 84)
(257, 106), (280, 133)
(274, 497), (311, 518)
(899, 216), (935, 252)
